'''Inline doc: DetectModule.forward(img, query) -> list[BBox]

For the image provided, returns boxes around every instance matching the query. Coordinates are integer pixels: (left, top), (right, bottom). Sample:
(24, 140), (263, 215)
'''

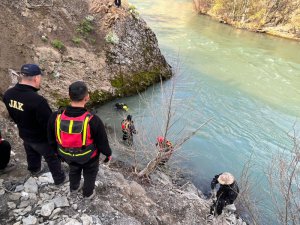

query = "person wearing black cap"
(47, 81), (112, 199)
(0, 129), (15, 174)
(3, 64), (66, 185)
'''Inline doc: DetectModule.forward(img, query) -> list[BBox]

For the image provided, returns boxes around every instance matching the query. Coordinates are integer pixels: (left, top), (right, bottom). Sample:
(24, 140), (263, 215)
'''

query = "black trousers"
(210, 198), (227, 215)
(115, 0), (121, 7)
(0, 140), (11, 170)
(23, 142), (65, 185)
(69, 157), (99, 197)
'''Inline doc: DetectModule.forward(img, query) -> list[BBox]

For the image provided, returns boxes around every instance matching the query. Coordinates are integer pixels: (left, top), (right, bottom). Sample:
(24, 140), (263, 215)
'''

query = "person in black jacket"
(0, 129), (15, 173)
(210, 172), (239, 215)
(115, 0), (121, 7)
(48, 81), (112, 199)
(3, 64), (66, 185)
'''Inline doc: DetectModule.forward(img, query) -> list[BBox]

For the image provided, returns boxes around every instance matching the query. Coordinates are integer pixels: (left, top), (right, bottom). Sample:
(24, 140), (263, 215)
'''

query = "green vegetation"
(110, 69), (169, 96)
(86, 90), (114, 109)
(77, 18), (94, 38)
(105, 31), (119, 44)
(128, 4), (139, 18)
(54, 90), (113, 109)
(51, 39), (65, 50)
(56, 97), (70, 108)
(76, 16), (97, 44)
(72, 37), (82, 44)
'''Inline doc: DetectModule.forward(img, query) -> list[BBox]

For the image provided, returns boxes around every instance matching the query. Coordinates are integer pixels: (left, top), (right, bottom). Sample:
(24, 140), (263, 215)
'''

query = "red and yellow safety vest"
(55, 111), (97, 164)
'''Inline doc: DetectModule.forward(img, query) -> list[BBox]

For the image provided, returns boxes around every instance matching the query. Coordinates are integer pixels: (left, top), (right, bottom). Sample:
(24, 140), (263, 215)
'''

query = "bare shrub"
(107, 59), (212, 178)
(266, 127), (300, 225)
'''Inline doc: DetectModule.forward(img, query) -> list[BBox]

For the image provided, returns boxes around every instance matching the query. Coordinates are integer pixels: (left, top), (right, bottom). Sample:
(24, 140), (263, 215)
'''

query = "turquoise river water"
(97, 0), (300, 224)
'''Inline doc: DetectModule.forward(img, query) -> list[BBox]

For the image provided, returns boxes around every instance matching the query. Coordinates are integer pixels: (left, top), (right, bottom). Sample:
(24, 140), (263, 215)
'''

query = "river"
(97, 0), (300, 224)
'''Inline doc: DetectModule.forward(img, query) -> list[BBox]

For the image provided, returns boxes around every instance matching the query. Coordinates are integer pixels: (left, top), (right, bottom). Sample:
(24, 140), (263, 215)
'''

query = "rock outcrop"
(0, 0), (172, 107)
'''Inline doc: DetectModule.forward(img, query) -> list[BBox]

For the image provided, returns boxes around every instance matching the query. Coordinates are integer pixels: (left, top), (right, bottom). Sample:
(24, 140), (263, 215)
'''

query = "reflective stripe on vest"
(69, 120), (74, 134)
(56, 114), (62, 144)
(58, 148), (92, 157)
(82, 116), (90, 146)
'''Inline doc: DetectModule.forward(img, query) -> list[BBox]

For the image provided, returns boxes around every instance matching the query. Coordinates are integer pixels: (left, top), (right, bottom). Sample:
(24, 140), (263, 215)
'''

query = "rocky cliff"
(0, 0), (172, 107)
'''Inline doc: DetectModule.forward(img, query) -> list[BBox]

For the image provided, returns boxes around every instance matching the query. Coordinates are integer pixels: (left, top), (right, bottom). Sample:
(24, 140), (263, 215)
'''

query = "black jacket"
(47, 106), (112, 163)
(211, 174), (239, 204)
(3, 83), (52, 143)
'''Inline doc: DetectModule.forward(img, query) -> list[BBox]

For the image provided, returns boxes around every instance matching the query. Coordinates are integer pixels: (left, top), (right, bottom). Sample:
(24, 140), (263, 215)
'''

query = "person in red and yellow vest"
(121, 115), (136, 142)
(48, 81), (112, 199)
(156, 136), (174, 166)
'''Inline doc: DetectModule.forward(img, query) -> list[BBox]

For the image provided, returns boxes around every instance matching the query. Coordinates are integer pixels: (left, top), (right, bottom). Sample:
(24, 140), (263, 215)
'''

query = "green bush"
(128, 4), (139, 18)
(51, 39), (65, 50)
(77, 19), (94, 37)
(72, 37), (82, 44)
(105, 31), (119, 44)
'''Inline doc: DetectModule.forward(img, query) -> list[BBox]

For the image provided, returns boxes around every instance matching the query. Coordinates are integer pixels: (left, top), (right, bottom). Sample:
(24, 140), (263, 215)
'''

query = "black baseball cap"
(21, 64), (43, 76)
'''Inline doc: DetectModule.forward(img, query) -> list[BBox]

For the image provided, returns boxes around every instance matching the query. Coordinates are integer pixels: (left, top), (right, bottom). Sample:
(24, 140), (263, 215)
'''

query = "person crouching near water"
(156, 136), (174, 166)
(121, 115), (136, 144)
(210, 172), (239, 216)
(48, 81), (112, 199)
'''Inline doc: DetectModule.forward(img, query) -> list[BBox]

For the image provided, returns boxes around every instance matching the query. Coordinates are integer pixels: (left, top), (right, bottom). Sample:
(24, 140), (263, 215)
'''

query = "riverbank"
(193, 0), (300, 41)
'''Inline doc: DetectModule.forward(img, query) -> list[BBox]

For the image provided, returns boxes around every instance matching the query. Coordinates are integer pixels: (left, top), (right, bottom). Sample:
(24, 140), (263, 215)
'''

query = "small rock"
(49, 208), (62, 219)
(0, 188), (5, 195)
(41, 35), (48, 42)
(21, 191), (29, 201)
(72, 204), (78, 210)
(129, 181), (146, 197)
(38, 172), (54, 184)
(22, 215), (37, 225)
(41, 202), (55, 217)
(65, 218), (82, 225)
(81, 214), (93, 225)
(52, 196), (69, 207)
(9, 193), (21, 201)
(13, 222), (21, 225)
(15, 185), (24, 192)
(29, 193), (37, 201)
(16, 216), (22, 221)
(18, 200), (31, 209)
(24, 177), (38, 193)
(20, 206), (32, 215)
(7, 202), (17, 209)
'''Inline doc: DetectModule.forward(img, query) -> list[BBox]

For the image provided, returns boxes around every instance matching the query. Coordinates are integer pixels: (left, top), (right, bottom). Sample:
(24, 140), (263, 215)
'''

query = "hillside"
(194, 0), (300, 40)
(0, 0), (172, 107)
